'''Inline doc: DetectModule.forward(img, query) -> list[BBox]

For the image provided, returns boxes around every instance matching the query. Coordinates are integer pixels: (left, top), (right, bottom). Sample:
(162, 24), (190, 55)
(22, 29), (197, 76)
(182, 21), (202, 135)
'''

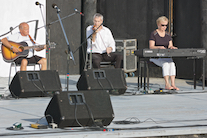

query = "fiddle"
(92, 25), (98, 34)
(91, 25), (97, 42)
(92, 25), (96, 31)
(92, 23), (103, 32)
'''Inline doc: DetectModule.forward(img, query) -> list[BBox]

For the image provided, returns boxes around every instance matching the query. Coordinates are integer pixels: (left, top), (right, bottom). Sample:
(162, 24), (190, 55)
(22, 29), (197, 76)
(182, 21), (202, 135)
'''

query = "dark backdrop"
(46, 0), (81, 75)
(96, 0), (168, 77)
(96, 0), (202, 79)
(46, 0), (203, 79)
(173, 0), (202, 79)
(97, 0), (168, 49)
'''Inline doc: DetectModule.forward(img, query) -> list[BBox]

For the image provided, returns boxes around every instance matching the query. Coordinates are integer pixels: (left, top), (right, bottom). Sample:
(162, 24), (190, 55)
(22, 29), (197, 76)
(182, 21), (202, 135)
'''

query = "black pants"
(91, 52), (123, 68)
(14, 55), (42, 65)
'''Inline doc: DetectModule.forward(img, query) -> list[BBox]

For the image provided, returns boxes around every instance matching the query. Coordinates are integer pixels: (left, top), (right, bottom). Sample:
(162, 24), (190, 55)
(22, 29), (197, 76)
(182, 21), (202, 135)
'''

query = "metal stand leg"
(137, 58), (140, 90)
(193, 59), (196, 89)
(141, 64), (143, 88)
(147, 61), (149, 90)
(203, 58), (205, 90)
(144, 60), (146, 91)
(8, 62), (17, 87)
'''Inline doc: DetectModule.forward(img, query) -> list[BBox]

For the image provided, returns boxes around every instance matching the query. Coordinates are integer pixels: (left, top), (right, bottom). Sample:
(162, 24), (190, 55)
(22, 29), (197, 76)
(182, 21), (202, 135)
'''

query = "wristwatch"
(10, 46), (13, 50)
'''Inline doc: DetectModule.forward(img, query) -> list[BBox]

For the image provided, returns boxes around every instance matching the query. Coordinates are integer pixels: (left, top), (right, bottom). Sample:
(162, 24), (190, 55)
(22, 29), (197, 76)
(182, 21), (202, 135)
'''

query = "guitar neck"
(23, 45), (45, 50)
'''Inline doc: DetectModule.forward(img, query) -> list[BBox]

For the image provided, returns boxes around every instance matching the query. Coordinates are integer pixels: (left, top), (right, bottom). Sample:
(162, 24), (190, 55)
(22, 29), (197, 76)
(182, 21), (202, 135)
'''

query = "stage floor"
(0, 75), (207, 138)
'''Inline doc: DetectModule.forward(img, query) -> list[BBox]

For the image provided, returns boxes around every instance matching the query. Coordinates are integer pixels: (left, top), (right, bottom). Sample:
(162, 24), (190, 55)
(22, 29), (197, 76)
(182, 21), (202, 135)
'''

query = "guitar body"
(1, 41), (29, 63)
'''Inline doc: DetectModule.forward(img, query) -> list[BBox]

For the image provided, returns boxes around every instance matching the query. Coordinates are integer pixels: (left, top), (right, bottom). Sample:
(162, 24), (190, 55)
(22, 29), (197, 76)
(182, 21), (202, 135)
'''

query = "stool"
(138, 59), (161, 90)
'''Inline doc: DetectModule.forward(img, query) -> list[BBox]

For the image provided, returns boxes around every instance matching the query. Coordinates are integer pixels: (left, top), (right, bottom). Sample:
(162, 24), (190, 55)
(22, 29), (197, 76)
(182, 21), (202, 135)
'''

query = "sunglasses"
(161, 24), (168, 27)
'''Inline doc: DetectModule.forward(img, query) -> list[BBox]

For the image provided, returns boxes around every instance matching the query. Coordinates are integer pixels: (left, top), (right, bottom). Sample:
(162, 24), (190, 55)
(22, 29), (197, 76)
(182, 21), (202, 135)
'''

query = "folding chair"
(8, 62), (40, 87)
(85, 53), (115, 69)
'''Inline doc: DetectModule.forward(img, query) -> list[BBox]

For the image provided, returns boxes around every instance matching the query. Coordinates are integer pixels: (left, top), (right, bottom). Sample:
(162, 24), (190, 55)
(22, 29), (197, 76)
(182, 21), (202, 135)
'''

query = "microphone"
(35, 1), (43, 6)
(52, 3), (60, 12)
(74, 9), (84, 16)
(10, 27), (13, 34)
(10, 27), (13, 31)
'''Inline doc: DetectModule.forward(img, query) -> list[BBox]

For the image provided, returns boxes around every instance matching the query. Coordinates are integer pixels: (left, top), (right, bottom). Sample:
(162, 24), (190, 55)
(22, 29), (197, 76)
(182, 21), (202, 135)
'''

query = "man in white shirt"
(86, 13), (123, 68)
(1, 22), (47, 71)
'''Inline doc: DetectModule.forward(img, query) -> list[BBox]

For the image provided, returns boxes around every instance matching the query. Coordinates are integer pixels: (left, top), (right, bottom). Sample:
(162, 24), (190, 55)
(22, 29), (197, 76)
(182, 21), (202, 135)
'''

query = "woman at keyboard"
(149, 16), (179, 90)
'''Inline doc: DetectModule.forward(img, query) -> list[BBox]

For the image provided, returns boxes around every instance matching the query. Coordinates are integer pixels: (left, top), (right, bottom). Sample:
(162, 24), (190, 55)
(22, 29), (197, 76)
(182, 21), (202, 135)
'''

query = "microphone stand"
(0, 20), (38, 38)
(37, 12), (77, 30)
(37, 4), (52, 70)
(54, 8), (76, 91)
(73, 23), (103, 69)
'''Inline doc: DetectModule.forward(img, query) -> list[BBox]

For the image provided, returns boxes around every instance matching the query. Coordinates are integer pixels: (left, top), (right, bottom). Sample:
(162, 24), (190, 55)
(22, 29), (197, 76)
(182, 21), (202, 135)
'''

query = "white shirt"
(7, 32), (35, 58)
(86, 25), (115, 54)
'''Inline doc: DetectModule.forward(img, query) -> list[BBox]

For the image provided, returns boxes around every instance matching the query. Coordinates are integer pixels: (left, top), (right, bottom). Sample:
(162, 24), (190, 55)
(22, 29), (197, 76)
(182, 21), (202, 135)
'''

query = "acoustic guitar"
(1, 41), (48, 63)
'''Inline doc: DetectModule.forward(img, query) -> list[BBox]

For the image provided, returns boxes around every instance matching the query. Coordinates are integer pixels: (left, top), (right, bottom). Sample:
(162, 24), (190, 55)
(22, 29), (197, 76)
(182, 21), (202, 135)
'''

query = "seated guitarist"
(1, 22), (47, 71)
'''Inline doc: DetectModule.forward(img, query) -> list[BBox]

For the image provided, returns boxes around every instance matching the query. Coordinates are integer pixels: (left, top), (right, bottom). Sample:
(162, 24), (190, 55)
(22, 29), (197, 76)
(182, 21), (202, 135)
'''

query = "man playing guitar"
(1, 22), (47, 71)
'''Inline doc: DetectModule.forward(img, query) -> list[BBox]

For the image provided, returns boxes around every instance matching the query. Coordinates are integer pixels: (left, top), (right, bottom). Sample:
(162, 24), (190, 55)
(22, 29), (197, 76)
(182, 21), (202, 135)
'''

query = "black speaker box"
(44, 90), (114, 128)
(76, 68), (127, 95)
(9, 70), (62, 98)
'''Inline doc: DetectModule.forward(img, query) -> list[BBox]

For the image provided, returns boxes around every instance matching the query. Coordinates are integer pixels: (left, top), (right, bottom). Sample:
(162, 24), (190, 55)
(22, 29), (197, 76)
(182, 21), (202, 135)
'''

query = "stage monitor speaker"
(44, 90), (114, 128)
(76, 68), (127, 95)
(9, 70), (62, 98)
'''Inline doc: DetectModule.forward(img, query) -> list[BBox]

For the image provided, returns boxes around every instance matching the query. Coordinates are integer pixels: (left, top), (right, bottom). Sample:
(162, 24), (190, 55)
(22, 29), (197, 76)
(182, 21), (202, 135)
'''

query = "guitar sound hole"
(19, 46), (24, 52)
